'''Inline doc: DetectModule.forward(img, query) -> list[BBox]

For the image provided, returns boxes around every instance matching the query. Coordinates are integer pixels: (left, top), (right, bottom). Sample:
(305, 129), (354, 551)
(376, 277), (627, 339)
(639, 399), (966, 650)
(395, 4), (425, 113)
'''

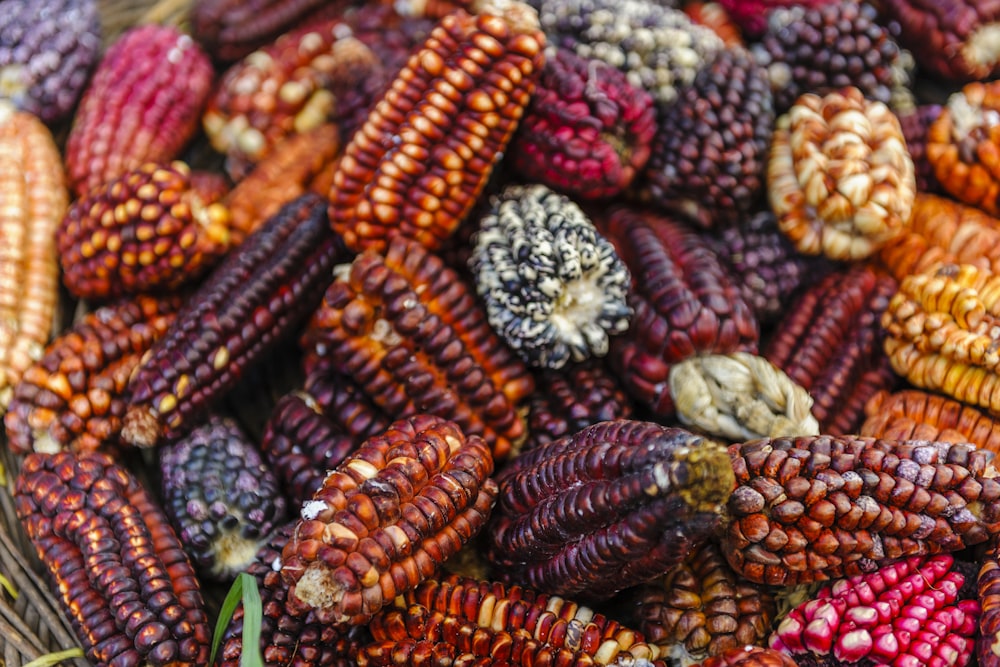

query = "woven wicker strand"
(97, 0), (193, 48)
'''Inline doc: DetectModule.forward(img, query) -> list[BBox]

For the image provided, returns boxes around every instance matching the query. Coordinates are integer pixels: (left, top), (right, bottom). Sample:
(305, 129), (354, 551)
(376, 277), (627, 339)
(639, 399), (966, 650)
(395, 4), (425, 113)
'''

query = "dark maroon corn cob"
(0, 0), (101, 124)
(14, 451), (212, 667)
(64, 24), (214, 197)
(979, 544), (1000, 667)
(3, 295), (182, 455)
(159, 415), (288, 582)
(121, 193), (351, 448)
(724, 436), (1000, 587)
(897, 103), (945, 194)
(525, 359), (636, 452)
(599, 206), (760, 417)
(218, 522), (369, 667)
(763, 263), (899, 435)
(488, 419), (735, 602)
(506, 46), (657, 200)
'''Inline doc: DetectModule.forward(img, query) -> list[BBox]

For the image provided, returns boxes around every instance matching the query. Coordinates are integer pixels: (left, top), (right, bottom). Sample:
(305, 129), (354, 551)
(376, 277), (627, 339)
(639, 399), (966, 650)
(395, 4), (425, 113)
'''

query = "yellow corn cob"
(0, 103), (68, 411)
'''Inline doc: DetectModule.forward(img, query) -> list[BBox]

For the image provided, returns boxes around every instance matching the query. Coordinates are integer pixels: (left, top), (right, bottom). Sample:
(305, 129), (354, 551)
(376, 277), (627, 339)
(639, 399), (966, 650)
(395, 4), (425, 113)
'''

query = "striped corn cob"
(327, 1), (545, 253)
(358, 575), (667, 666)
(121, 194), (349, 448)
(301, 234), (534, 462)
(878, 192), (1000, 283)
(861, 389), (1000, 453)
(881, 262), (1000, 414)
(723, 435), (1000, 586)
(203, 19), (380, 181)
(488, 419), (735, 601)
(599, 206), (759, 417)
(14, 451), (212, 667)
(979, 544), (1000, 667)
(280, 414), (497, 625)
(57, 161), (233, 301)
(3, 295), (181, 455)
(64, 25), (214, 197)
(763, 263), (899, 436)
(0, 104), (68, 412)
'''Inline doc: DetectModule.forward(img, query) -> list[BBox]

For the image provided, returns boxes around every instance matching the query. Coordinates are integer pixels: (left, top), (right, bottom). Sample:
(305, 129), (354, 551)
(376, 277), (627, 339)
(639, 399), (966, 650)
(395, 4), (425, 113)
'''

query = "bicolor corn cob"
(691, 646), (798, 667)
(763, 263), (899, 436)
(14, 451), (212, 667)
(724, 435), (1000, 587)
(358, 574), (667, 666)
(488, 419), (735, 601)
(0, 103), (68, 412)
(327, 1), (545, 253)
(159, 415), (288, 581)
(861, 389), (1000, 453)
(881, 263), (1000, 414)
(878, 193), (1000, 283)
(599, 206), (759, 416)
(121, 193), (348, 448)
(3, 295), (181, 455)
(203, 19), (379, 181)
(979, 543), (1000, 667)
(301, 234), (534, 462)
(57, 161), (233, 301)
(629, 539), (776, 662)
(64, 25), (214, 197)
(280, 414), (498, 625)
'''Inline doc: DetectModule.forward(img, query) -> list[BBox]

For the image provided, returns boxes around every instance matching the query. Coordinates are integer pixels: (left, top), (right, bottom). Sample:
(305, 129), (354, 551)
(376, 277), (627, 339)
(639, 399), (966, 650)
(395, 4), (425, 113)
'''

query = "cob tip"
(121, 407), (162, 448)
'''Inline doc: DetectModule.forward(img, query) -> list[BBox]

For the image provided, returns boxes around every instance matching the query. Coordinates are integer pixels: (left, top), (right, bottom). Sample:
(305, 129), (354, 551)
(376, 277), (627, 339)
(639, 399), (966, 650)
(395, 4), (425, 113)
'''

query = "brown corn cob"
(57, 161), (233, 301)
(4, 295), (181, 455)
(121, 193), (349, 448)
(300, 234), (534, 462)
(723, 435), (1000, 587)
(14, 450), (212, 667)
(280, 414), (498, 625)
(64, 25), (214, 197)
(358, 574), (667, 667)
(881, 262), (1000, 414)
(979, 543), (1000, 667)
(861, 389), (1000, 454)
(692, 646), (798, 667)
(224, 123), (342, 244)
(763, 263), (899, 435)
(327, 2), (545, 254)
(0, 104), (68, 412)
(599, 206), (760, 417)
(629, 539), (776, 662)
(488, 419), (735, 601)
(203, 19), (380, 181)
(878, 192), (1000, 284)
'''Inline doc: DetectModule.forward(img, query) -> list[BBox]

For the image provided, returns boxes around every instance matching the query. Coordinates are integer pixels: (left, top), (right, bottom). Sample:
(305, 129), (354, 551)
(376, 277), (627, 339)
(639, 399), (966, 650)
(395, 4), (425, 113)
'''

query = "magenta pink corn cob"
(769, 554), (979, 667)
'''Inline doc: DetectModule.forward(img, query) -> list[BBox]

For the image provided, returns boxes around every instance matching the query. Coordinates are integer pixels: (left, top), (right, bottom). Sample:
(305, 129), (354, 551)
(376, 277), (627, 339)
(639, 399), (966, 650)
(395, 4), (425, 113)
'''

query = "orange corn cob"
(861, 388), (1000, 454)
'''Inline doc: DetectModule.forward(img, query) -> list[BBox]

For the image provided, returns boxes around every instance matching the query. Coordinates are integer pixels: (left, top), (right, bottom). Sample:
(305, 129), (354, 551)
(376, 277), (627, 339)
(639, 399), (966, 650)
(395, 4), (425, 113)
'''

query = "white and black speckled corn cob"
(159, 414), (289, 582)
(121, 193), (351, 449)
(0, 0), (101, 124)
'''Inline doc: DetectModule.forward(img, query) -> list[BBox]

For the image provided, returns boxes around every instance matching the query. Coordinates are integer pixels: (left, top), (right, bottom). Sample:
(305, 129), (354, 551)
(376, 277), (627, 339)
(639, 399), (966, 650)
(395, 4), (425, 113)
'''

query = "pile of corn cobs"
(6, 0), (1000, 666)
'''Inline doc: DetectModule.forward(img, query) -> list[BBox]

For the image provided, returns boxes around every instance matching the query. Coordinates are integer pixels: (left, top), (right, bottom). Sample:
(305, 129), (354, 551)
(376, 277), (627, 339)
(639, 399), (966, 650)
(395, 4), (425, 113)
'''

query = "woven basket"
(96, 0), (192, 48)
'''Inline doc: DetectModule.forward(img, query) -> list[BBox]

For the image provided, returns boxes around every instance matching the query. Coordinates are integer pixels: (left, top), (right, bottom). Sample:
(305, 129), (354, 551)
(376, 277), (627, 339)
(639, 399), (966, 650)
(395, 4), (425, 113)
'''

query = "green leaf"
(21, 647), (85, 667)
(208, 573), (265, 667)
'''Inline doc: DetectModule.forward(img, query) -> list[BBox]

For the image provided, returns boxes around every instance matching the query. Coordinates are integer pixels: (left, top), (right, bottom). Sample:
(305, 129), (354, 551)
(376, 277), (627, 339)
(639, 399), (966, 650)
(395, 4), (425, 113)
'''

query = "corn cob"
(691, 646), (798, 667)
(878, 192), (1000, 283)
(121, 194), (349, 448)
(64, 25), (214, 197)
(159, 415), (289, 582)
(861, 389), (1000, 453)
(4, 295), (181, 456)
(14, 450), (212, 667)
(327, 1), (545, 254)
(224, 124), (342, 245)
(301, 234), (534, 462)
(683, 2), (743, 47)
(898, 103), (944, 193)
(599, 206), (759, 417)
(881, 263), (1000, 414)
(203, 19), (380, 181)
(627, 539), (776, 662)
(979, 543), (1000, 667)
(358, 574), (666, 667)
(280, 414), (498, 625)
(0, 103), (68, 412)
(723, 435), (1000, 587)
(763, 263), (899, 435)
(57, 161), (233, 301)
(488, 419), (735, 601)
